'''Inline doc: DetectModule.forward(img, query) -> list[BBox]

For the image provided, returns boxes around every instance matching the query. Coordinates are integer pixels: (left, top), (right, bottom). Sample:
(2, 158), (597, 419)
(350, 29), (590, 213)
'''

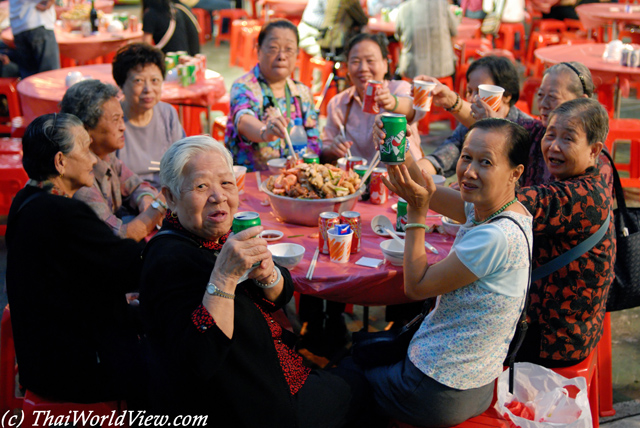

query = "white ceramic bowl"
(268, 243), (306, 269)
(267, 158), (287, 174)
(441, 216), (462, 236)
(380, 239), (404, 266)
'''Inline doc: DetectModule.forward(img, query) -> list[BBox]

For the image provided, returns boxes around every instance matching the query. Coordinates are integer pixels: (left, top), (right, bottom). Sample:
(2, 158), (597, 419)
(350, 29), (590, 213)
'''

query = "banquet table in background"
(366, 16), (481, 42)
(16, 64), (227, 128)
(0, 1), (115, 18)
(576, 3), (640, 41)
(534, 43), (640, 117)
(240, 172), (454, 306)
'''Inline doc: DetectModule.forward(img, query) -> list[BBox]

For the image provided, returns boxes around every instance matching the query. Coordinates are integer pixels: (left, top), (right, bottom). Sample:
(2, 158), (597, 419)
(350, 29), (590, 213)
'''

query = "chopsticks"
(256, 171), (264, 192)
(274, 108), (298, 164)
(148, 160), (160, 172)
(306, 247), (320, 280)
(359, 151), (381, 186)
(340, 124), (352, 158)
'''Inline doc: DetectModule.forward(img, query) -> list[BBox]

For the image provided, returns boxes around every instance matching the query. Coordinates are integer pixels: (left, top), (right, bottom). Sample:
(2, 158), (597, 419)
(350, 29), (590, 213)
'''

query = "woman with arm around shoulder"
(224, 19), (320, 172)
(365, 119), (533, 427)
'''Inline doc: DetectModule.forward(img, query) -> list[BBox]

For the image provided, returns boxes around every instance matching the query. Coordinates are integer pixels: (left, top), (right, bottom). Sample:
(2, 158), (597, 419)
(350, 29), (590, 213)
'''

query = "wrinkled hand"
(470, 95), (508, 120)
(248, 255), (276, 284)
(412, 75), (457, 109)
(263, 107), (289, 142)
(213, 226), (271, 282)
(372, 115), (416, 150)
(326, 133), (352, 159)
(383, 164), (436, 218)
(374, 85), (395, 111)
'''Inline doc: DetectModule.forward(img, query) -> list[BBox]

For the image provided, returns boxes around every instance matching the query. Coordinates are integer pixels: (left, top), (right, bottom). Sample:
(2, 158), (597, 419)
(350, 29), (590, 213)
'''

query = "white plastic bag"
(495, 362), (592, 428)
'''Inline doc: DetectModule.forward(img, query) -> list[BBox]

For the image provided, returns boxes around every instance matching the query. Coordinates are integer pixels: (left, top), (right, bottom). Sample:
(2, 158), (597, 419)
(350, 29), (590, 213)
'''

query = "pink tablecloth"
(258, 0), (308, 17)
(239, 173), (454, 306)
(366, 16), (480, 41)
(1, 27), (143, 64)
(16, 64), (227, 124)
(0, 1), (116, 20)
(576, 3), (640, 31)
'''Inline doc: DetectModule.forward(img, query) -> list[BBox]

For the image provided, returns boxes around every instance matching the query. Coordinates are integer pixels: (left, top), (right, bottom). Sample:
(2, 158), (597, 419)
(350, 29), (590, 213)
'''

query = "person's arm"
(375, 84), (416, 121)
(143, 33), (154, 45)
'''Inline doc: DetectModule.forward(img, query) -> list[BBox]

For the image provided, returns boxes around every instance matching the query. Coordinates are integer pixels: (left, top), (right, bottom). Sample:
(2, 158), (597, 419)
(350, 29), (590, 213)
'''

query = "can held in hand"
(363, 80), (382, 114)
(303, 152), (320, 163)
(396, 198), (408, 232)
(319, 212), (340, 254)
(232, 211), (261, 235)
(353, 164), (370, 201)
(340, 211), (362, 253)
(380, 113), (407, 165)
(345, 156), (365, 171)
(370, 167), (389, 205)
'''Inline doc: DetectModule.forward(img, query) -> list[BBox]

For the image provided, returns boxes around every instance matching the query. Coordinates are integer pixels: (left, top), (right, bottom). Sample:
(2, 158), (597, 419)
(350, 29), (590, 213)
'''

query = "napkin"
(355, 257), (384, 268)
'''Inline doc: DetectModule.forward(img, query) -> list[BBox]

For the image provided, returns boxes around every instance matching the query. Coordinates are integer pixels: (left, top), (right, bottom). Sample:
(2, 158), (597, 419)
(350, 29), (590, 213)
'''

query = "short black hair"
(22, 113), (84, 181)
(467, 118), (531, 170)
(467, 56), (520, 106)
(345, 33), (389, 61)
(549, 98), (608, 145)
(112, 42), (166, 88)
(257, 19), (299, 48)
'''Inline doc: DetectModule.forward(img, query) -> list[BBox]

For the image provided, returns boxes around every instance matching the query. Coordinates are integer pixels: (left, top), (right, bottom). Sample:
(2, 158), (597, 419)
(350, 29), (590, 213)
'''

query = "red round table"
(576, 3), (640, 40)
(16, 64), (227, 125)
(258, 0), (307, 20)
(0, 1), (115, 19)
(1, 27), (143, 65)
(366, 16), (481, 41)
(534, 42), (640, 117)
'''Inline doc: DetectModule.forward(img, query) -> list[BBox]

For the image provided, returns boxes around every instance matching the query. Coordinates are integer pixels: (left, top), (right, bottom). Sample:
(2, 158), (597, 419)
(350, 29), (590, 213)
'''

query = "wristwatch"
(206, 282), (235, 300)
(151, 198), (168, 211)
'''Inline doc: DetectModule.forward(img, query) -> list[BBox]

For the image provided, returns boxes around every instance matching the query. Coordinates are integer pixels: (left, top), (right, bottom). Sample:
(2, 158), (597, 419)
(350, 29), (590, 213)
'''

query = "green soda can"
(380, 113), (408, 165)
(232, 211), (261, 235)
(353, 164), (370, 201)
(303, 152), (319, 164)
(396, 198), (408, 232)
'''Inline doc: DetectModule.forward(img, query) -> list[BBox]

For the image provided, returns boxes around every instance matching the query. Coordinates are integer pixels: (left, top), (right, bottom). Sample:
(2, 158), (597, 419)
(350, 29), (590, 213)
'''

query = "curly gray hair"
(59, 80), (120, 129)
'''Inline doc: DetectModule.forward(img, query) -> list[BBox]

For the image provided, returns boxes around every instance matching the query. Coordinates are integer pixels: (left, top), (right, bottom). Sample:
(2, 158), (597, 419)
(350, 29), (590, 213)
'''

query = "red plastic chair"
(192, 8), (213, 45)
(213, 8), (251, 46)
(491, 22), (526, 61)
(0, 78), (23, 135)
(517, 76), (542, 116)
(598, 313), (615, 417)
(0, 305), (23, 414)
(606, 118), (640, 189)
(0, 153), (28, 235)
(238, 24), (262, 71)
(229, 19), (263, 68)
(0, 138), (22, 155)
(212, 115), (227, 143)
(417, 76), (455, 135)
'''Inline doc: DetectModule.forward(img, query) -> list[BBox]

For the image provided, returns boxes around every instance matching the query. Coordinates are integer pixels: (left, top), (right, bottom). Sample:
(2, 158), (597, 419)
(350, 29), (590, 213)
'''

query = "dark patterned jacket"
(517, 167), (615, 363)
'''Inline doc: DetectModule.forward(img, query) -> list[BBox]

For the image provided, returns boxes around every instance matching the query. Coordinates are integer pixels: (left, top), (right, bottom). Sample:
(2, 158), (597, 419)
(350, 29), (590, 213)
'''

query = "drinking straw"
(306, 247), (320, 280)
(359, 151), (381, 186)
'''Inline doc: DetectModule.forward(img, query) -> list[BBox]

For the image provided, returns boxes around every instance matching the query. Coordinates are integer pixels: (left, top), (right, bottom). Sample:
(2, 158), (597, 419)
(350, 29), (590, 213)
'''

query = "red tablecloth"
(576, 3), (640, 31)
(1, 27), (143, 64)
(239, 172), (454, 306)
(16, 64), (227, 124)
(366, 16), (481, 41)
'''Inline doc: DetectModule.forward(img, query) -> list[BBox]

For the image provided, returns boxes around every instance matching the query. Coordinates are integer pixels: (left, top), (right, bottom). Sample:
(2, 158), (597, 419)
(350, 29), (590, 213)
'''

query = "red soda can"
(129, 15), (139, 32)
(370, 167), (389, 205)
(362, 80), (382, 114)
(345, 156), (365, 172)
(319, 212), (340, 254)
(340, 211), (362, 253)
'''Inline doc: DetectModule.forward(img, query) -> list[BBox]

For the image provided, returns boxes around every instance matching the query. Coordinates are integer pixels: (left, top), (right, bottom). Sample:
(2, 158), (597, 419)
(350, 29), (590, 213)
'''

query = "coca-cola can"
(362, 80), (382, 114)
(319, 212), (340, 254)
(340, 211), (361, 253)
(370, 167), (389, 205)
(129, 15), (139, 32)
(345, 156), (365, 172)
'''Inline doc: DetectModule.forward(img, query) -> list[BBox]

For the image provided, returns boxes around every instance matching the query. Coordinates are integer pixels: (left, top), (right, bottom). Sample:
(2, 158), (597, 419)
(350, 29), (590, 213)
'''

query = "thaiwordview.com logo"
(1, 410), (208, 427)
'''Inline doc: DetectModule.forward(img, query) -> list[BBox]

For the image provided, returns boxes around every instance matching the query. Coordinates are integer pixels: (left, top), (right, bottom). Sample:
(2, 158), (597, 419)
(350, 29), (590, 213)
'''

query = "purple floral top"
(224, 64), (320, 172)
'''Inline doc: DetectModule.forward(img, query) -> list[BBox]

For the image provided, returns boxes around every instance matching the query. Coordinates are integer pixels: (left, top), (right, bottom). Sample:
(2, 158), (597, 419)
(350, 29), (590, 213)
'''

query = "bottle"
(90, 0), (99, 33)
(289, 117), (307, 157)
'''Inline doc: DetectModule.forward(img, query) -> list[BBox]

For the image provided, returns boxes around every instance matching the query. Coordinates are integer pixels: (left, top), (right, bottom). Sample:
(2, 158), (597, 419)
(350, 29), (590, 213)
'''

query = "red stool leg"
(598, 313), (615, 417)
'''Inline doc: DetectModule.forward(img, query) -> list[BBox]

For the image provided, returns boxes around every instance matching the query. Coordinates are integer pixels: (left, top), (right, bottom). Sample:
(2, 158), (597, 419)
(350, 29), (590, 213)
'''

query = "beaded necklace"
(471, 198), (518, 225)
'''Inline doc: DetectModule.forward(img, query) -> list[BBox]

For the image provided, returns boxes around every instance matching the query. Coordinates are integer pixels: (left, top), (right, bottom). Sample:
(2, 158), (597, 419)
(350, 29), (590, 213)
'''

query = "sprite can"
(303, 152), (320, 164)
(353, 164), (370, 201)
(232, 211), (261, 235)
(380, 113), (407, 165)
(396, 198), (408, 232)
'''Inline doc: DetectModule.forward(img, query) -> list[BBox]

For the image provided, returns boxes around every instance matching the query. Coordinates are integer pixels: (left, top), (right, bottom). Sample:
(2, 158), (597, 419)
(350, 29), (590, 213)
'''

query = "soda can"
(621, 45), (634, 66)
(164, 57), (175, 70)
(319, 212), (340, 254)
(195, 53), (207, 80)
(631, 50), (640, 67)
(167, 52), (180, 65)
(340, 211), (362, 253)
(303, 152), (320, 164)
(129, 15), (139, 32)
(175, 50), (188, 58)
(396, 198), (408, 232)
(345, 156), (365, 171)
(362, 80), (382, 114)
(380, 113), (408, 165)
(370, 167), (389, 205)
(232, 211), (261, 235)
(353, 165), (370, 201)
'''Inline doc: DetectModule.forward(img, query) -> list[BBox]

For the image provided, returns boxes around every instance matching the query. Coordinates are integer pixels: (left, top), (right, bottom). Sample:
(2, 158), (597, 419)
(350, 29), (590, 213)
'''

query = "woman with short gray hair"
(60, 79), (167, 242)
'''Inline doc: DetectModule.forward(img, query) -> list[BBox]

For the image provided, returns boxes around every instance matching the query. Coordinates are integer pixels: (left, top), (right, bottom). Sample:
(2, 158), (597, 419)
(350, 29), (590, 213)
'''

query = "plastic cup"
(327, 227), (353, 263)
(478, 84), (505, 112)
(413, 80), (437, 112)
(233, 165), (247, 194)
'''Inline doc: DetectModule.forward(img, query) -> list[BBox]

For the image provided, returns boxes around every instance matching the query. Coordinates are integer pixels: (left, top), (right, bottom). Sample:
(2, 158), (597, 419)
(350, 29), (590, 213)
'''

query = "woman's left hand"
(383, 164), (436, 218)
(470, 95), (508, 120)
(249, 256), (276, 284)
(372, 114), (416, 150)
(374, 85), (396, 112)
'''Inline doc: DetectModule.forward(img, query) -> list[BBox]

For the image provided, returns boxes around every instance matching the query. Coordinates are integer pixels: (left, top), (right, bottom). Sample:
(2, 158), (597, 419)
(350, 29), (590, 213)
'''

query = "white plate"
(391, 203), (397, 212)
(260, 230), (284, 241)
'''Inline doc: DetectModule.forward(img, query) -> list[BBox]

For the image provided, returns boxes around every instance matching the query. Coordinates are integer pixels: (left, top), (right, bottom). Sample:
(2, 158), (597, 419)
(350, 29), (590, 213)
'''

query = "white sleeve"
(453, 224), (509, 279)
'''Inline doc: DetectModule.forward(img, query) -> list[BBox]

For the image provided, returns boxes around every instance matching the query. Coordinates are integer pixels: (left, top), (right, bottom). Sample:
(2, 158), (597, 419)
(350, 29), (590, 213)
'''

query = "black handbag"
(602, 150), (640, 312)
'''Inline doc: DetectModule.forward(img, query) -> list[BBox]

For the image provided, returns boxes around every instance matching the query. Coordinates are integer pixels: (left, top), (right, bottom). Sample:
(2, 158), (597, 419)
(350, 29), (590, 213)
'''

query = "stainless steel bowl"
(260, 182), (364, 226)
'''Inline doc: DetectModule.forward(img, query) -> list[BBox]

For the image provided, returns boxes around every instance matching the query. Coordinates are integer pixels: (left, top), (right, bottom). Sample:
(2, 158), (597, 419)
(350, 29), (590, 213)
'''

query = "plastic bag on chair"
(495, 363), (592, 428)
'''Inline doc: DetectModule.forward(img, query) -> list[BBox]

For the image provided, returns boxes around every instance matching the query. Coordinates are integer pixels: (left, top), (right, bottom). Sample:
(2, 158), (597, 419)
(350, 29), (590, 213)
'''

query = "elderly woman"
(516, 98), (615, 367)
(224, 19), (320, 172)
(5, 113), (145, 404)
(321, 33), (425, 165)
(140, 136), (376, 427)
(60, 79), (167, 241)
(366, 118), (533, 426)
(112, 42), (185, 189)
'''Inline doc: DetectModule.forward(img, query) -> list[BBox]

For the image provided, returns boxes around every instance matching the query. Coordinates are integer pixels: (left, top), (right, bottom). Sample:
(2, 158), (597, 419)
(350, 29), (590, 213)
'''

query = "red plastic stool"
(0, 78), (23, 135)
(417, 76), (455, 135)
(229, 19), (263, 67)
(211, 115), (227, 142)
(238, 24), (262, 71)
(0, 138), (22, 155)
(0, 153), (28, 235)
(525, 32), (562, 77)
(598, 312), (615, 417)
(192, 8), (212, 45)
(22, 391), (127, 428)
(606, 118), (640, 189)
(213, 8), (250, 46)
(0, 305), (23, 415)
(492, 22), (526, 61)
(518, 76), (542, 116)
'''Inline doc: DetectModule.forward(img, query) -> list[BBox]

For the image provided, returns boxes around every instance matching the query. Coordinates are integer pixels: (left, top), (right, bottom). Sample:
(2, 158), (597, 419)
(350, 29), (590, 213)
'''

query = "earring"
(59, 172), (64, 178)
(170, 211), (178, 219)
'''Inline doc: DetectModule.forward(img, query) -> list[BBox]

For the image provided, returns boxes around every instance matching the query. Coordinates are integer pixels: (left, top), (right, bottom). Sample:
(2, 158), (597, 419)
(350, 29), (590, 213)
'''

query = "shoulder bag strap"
(174, 3), (202, 33)
(601, 149), (637, 236)
(155, 16), (177, 50)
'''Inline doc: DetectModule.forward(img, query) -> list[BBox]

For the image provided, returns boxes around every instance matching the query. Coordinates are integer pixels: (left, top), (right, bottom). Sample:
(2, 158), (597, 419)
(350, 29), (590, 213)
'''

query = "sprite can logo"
(380, 113), (407, 164)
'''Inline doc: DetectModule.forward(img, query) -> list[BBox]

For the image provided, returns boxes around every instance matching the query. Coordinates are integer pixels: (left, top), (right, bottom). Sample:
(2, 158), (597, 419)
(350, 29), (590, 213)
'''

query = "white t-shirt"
(9, 0), (56, 35)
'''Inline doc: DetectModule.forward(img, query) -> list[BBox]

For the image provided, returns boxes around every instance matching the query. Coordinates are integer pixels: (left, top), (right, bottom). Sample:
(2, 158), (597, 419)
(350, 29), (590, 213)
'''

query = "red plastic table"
(16, 64), (227, 125)
(0, 1), (115, 19)
(366, 16), (481, 42)
(258, 0), (307, 20)
(576, 3), (640, 40)
(239, 172), (454, 306)
(535, 43), (640, 117)
(1, 27), (143, 65)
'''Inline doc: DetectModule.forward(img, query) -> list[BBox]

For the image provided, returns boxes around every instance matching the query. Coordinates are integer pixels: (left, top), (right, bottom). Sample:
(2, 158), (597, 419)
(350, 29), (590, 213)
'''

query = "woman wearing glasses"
(224, 19), (320, 172)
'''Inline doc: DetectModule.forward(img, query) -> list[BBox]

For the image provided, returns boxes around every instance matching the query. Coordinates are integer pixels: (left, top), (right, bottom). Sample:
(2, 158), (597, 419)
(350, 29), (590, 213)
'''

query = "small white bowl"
(380, 239), (404, 266)
(268, 243), (306, 269)
(260, 230), (283, 241)
(441, 216), (462, 236)
(267, 158), (287, 174)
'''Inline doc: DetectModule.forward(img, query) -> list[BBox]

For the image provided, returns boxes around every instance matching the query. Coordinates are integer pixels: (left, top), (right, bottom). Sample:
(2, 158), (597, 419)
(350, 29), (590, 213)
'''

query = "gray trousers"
(14, 26), (60, 78)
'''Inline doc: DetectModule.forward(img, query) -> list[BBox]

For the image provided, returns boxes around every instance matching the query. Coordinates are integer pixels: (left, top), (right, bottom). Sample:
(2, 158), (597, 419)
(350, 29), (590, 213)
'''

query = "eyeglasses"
(263, 46), (298, 58)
